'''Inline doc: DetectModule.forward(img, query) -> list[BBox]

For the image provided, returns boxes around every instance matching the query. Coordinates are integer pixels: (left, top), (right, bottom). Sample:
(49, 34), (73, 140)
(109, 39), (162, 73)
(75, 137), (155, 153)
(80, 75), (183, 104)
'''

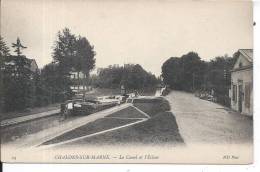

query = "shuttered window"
(232, 85), (237, 102)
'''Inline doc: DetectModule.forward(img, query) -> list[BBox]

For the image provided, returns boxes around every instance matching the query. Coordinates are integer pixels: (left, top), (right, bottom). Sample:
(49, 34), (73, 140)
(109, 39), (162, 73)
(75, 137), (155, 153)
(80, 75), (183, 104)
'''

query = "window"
(232, 85), (237, 102)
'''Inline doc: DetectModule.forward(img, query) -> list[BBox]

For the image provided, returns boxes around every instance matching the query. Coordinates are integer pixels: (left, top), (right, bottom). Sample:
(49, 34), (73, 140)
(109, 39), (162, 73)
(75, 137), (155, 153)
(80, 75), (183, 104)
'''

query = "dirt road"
(166, 91), (253, 145)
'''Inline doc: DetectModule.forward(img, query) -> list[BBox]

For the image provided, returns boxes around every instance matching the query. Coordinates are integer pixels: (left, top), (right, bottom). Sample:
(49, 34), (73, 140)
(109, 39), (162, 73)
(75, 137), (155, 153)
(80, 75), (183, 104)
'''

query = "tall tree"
(52, 28), (77, 72)
(75, 37), (96, 74)
(12, 37), (27, 56)
(161, 57), (182, 89)
(161, 51), (237, 106)
(51, 28), (77, 98)
(0, 36), (10, 57)
(51, 28), (96, 98)
(0, 36), (10, 112)
(74, 36), (96, 90)
(180, 52), (204, 91)
(206, 55), (234, 94)
(161, 52), (205, 91)
(2, 37), (33, 111)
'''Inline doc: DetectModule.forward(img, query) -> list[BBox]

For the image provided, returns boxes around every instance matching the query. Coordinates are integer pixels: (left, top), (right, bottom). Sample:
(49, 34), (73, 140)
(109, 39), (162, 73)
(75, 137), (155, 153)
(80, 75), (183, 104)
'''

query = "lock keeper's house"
(230, 49), (253, 116)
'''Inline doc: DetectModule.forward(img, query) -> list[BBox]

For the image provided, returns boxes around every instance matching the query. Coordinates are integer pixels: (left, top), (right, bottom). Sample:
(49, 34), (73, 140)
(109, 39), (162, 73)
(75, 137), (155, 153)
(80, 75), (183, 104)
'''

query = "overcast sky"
(1, 0), (253, 76)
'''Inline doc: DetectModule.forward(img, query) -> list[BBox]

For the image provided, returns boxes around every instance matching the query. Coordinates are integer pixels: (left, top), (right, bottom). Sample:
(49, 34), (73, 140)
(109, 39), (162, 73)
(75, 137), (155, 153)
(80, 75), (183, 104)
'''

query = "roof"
(29, 59), (37, 64)
(3, 56), (39, 72)
(29, 58), (38, 66)
(238, 49), (253, 63)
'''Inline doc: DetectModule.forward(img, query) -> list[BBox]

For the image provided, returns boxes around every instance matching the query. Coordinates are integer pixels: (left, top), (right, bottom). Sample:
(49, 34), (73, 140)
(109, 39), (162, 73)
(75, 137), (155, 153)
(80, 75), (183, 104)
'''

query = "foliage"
(162, 52), (206, 91)
(2, 55), (34, 111)
(161, 51), (238, 106)
(52, 28), (95, 74)
(1, 37), (34, 111)
(1, 28), (97, 112)
(91, 64), (159, 91)
(52, 28), (77, 74)
(11, 37), (27, 56)
(0, 36), (10, 57)
(40, 63), (73, 105)
(73, 36), (96, 74)
(0, 36), (10, 111)
(52, 28), (96, 93)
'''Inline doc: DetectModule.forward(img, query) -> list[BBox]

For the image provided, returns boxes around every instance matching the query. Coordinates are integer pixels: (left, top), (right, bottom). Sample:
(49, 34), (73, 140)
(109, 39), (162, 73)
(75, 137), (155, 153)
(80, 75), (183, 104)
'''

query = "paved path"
(0, 104), (60, 121)
(166, 91), (253, 145)
(10, 103), (132, 148)
(1, 109), (60, 127)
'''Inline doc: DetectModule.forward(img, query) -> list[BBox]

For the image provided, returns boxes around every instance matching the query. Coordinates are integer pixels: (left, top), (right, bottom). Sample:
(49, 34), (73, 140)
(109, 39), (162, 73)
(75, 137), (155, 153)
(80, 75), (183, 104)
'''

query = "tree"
(2, 55), (34, 111)
(12, 37), (27, 56)
(52, 28), (96, 96)
(52, 28), (77, 71)
(73, 36), (96, 90)
(205, 55), (235, 106)
(161, 51), (238, 106)
(75, 37), (96, 74)
(180, 52), (205, 91)
(0, 36), (10, 57)
(95, 64), (158, 92)
(51, 28), (77, 98)
(1, 37), (36, 111)
(40, 63), (72, 104)
(0, 36), (10, 112)
(161, 52), (205, 91)
(161, 57), (182, 89)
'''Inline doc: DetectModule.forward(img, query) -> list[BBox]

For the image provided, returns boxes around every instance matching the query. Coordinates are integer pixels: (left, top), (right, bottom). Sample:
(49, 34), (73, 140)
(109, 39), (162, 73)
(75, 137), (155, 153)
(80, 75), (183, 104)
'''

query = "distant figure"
(62, 101), (73, 120)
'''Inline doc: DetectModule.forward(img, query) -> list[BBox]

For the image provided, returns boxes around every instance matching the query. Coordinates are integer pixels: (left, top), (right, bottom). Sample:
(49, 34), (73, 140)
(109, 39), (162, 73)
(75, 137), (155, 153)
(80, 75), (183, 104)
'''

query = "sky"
(1, 0), (253, 76)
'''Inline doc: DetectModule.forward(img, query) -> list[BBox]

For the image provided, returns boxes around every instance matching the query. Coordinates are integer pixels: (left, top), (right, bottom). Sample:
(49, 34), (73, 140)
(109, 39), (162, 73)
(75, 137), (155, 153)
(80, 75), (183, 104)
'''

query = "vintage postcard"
(0, 0), (253, 164)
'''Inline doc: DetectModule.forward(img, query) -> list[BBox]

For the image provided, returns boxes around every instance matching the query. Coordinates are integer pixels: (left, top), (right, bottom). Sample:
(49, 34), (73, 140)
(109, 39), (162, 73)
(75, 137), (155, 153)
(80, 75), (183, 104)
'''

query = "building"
(28, 59), (39, 73)
(1, 55), (39, 76)
(230, 49), (253, 116)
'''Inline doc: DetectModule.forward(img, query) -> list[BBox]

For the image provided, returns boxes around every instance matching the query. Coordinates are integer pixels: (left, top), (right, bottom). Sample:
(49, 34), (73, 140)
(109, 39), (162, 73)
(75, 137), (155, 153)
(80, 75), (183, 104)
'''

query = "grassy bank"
(132, 97), (171, 117)
(65, 111), (184, 146)
(59, 97), (183, 146)
(42, 117), (140, 145)
(106, 106), (148, 119)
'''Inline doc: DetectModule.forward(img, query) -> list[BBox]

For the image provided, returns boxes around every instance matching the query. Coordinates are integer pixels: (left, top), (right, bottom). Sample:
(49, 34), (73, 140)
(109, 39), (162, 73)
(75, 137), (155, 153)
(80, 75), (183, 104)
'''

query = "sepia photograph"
(0, 0), (254, 164)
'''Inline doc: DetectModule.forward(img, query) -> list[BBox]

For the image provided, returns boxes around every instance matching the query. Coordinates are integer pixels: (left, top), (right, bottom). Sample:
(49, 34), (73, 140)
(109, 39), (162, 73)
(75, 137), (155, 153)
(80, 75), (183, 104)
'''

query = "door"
(238, 85), (243, 113)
